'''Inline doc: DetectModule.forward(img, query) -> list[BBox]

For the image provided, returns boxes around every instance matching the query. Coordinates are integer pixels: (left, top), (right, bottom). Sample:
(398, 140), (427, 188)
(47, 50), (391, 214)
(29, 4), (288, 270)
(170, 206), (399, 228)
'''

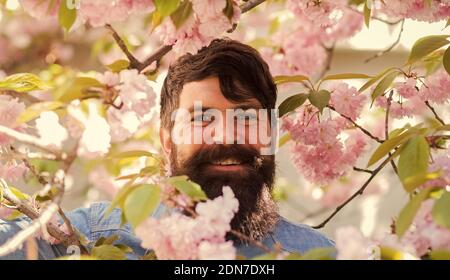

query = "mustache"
(182, 144), (262, 169)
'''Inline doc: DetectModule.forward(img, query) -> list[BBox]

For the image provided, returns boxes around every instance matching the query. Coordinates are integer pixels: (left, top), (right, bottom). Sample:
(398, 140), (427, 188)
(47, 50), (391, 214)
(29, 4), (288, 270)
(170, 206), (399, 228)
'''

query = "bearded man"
(0, 39), (334, 260)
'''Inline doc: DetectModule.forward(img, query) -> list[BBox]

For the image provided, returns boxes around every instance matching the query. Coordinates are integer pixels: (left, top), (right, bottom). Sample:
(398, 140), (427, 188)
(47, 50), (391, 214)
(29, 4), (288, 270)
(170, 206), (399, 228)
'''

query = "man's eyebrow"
(186, 102), (262, 113)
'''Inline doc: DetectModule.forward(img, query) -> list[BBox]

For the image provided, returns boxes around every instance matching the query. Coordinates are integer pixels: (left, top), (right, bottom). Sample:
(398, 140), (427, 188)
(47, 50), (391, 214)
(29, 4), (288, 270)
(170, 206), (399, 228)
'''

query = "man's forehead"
(179, 76), (262, 111)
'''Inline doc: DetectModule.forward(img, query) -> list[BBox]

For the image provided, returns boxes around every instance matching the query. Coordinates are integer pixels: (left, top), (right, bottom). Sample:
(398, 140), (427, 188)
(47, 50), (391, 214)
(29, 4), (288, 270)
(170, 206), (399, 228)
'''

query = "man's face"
(160, 76), (278, 239)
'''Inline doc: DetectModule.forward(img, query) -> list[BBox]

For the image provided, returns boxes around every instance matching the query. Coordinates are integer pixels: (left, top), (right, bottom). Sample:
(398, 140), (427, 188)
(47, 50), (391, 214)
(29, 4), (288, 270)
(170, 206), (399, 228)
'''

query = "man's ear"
(160, 127), (172, 158)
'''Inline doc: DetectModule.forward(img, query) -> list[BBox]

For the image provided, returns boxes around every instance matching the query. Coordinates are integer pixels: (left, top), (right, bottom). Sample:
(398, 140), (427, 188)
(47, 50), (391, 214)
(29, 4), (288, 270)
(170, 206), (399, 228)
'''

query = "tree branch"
(0, 125), (64, 159)
(313, 155), (392, 229)
(365, 19), (405, 63)
(385, 90), (399, 175)
(107, 0), (268, 73)
(328, 106), (384, 143)
(425, 101), (446, 125)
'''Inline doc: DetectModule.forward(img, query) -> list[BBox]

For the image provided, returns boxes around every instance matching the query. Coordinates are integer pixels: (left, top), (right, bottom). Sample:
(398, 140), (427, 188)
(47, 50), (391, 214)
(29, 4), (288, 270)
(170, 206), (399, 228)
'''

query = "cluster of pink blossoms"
(262, 0), (363, 78)
(99, 69), (157, 142)
(135, 186), (239, 260)
(282, 83), (367, 185)
(19, 0), (155, 27)
(155, 0), (241, 55)
(375, 70), (450, 119)
(0, 96), (27, 182)
(376, 0), (450, 23)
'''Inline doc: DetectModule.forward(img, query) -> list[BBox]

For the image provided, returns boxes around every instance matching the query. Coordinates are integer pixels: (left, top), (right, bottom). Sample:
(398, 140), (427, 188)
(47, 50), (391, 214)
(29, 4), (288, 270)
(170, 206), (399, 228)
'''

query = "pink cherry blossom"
(329, 82), (366, 121)
(400, 199), (450, 256)
(282, 107), (367, 184)
(419, 69), (450, 104)
(77, 103), (111, 158)
(35, 111), (68, 149)
(0, 96), (26, 145)
(376, 0), (450, 23)
(19, 0), (61, 19)
(155, 0), (240, 55)
(79, 0), (155, 27)
(197, 241), (236, 260)
(136, 186), (238, 260)
(335, 226), (376, 260)
(0, 162), (27, 182)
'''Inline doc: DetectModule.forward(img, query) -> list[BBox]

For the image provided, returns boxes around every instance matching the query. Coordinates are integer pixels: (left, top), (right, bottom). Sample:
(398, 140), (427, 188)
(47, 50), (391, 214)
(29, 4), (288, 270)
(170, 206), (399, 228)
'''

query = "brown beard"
(170, 144), (279, 242)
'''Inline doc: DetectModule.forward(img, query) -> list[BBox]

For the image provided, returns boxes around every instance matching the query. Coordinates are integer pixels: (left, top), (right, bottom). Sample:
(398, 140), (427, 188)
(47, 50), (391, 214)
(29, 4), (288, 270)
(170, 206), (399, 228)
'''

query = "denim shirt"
(0, 201), (335, 260)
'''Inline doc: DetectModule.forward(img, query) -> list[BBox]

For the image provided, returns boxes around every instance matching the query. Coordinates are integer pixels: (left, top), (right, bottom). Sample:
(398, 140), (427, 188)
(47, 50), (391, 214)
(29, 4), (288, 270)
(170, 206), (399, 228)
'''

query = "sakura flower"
(335, 226), (377, 260)
(79, 0), (155, 27)
(0, 96), (26, 145)
(77, 103), (111, 158)
(35, 111), (68, 149)
(198, 241), (236, 260)
(19, 0), (61, 19)
(0, 162), (27, 182)
(419, 69), (450, 104)
(136, 186), (238, 260)
(329, 82), (366, 121)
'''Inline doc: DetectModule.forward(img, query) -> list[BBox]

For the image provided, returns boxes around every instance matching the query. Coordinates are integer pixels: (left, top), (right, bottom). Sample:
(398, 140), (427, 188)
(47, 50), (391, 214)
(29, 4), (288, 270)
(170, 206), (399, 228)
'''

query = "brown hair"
(160, 38), (277, 128)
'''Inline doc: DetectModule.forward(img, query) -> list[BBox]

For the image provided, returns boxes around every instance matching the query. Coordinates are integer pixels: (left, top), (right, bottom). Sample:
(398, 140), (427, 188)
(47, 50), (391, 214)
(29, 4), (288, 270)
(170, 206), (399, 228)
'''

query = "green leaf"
(105, 60), (130, 73)
(167, 176), (207, 201)
(58, 0), (77, 33)
(154, 0), (180, 17)
(397, 136), (430, 192)
(308, 89), (330, 114)
(396, 188), (433, 238)
(371, 71), (399, 102)
(273, 75), (309, 85)
(297, 247), (336, 260)
(359, 67), (396, 93)
(106, 184), (139, 216)
(91, 245), (127, 260)
(278, 93), (309, 117)
(363, 1), (371, 28)
(17, 101), (65, 123)
(278, 133), (291, 148)
(367, 129), (417, 167)
(124, 184), (161, 229)
(446, 18), (450, 29)
(430, 250), (450, 260)
(321, 73), (371, 81)
(380, 246), (404, 260)
(402, 171), (442, 193)
(170, 0), (193, 29)
(55, 76), (102, 102)
(443, 46), (450, 76)
(432, 192), (450, 229)
(0, 73), (50, 93)
(407, 35), (450, 65)
(150, 10), (164, 31)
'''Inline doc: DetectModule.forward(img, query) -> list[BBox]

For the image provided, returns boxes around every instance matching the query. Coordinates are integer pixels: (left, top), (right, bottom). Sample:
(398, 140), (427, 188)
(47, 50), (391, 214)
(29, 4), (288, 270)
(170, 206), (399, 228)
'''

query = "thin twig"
(107, 0), (268, 73)
(318, 44), (335, 79)
(105, 24), (142, 69)
(385, 90), (399, 175)
(425, 101), (446, 125)
(313, 155), (393, 229)
(0, 125), (64, 159)
(328, 106), (383, 143)
(349, 6), (404, 25)
(365, 19), (405, 63)
(353, 167), (373, 174)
